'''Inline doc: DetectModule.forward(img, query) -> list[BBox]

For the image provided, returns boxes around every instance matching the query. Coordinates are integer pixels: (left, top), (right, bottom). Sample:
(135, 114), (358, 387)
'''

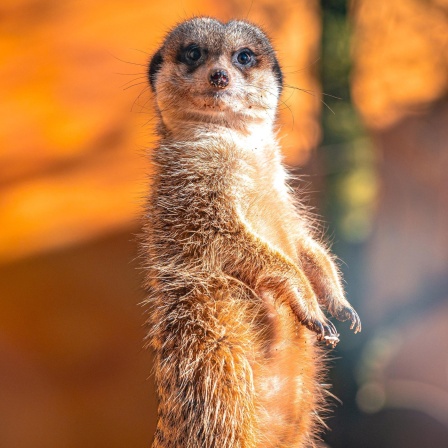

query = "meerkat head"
(148, 17), (283, 133)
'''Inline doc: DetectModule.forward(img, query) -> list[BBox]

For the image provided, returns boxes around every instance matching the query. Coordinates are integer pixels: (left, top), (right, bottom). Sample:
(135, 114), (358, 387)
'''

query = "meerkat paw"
(281, 275), (341, 346)
(305, 317), (340, 346)
(332, 303), (361, 333)
(299, 236), (361, 335)
(289, 298), (340, 346)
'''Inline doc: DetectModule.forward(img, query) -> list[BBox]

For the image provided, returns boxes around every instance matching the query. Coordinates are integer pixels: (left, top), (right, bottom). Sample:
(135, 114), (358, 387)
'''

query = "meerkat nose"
(209, 69), (229, 89)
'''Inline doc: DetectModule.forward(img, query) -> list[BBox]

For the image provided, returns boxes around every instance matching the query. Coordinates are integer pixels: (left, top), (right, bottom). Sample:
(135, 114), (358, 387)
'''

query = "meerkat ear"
(148, 49), (163, 91)
(272, 57), (283, 94)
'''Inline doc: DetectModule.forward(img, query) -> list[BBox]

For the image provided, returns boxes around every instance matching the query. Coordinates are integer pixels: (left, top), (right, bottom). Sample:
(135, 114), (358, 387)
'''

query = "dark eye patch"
(148, 49), (163, 91)
(272, 57), (283, 92)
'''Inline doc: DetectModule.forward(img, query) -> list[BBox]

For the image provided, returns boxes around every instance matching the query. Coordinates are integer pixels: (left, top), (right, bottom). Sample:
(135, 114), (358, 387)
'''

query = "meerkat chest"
(233, 143), (300, 261)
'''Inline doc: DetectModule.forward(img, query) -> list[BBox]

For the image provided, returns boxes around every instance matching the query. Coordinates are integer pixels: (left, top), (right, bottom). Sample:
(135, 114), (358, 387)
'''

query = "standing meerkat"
(143, 17), (361, 448)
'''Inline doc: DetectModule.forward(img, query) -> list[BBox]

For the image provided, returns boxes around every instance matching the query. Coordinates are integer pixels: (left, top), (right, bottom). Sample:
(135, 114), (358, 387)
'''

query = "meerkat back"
(142, 17), (360, 448)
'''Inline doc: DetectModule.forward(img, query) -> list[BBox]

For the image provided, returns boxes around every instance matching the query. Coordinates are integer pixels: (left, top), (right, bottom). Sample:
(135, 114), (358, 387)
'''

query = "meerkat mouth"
(188, 90), (237, 113)
(202, 90), (232, 100)
(189, 89), (266, 117)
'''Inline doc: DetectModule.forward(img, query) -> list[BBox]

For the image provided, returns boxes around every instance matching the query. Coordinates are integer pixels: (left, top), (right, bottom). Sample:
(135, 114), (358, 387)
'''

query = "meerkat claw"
(308, 318), (340, 344)
(335, 305), (361, 334)
(348, 308), (361, 333)
(324, 334), (340, 347)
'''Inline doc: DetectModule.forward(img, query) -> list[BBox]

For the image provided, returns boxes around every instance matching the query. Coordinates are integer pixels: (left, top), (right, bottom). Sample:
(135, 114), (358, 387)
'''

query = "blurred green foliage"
(320, 0), (377, 243)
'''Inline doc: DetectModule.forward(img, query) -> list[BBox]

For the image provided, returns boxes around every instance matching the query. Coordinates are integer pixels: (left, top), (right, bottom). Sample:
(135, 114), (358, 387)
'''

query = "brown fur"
(142, 17), (360, 448)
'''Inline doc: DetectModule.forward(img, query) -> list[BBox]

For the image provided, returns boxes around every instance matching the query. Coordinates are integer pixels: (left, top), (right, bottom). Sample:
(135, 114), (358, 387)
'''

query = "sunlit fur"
(142, 17), (361, 448)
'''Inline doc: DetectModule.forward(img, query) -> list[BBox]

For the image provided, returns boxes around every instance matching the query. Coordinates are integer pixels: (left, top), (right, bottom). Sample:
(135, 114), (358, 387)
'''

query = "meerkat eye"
(234, 48), (254, 67)
(237, 50), (251, 64)
(185, 45), (202, 63)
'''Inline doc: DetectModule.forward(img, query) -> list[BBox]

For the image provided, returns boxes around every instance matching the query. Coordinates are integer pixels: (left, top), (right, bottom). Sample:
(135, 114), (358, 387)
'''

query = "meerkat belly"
(250, 299), (317, 447)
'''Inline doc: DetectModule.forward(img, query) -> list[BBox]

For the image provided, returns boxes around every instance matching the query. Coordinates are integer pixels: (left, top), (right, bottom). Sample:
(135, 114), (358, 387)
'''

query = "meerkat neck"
(161, 117), (278, 150)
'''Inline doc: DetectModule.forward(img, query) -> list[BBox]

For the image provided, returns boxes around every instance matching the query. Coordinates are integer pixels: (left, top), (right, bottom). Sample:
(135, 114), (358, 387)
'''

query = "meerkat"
(142, 17), (361, 448)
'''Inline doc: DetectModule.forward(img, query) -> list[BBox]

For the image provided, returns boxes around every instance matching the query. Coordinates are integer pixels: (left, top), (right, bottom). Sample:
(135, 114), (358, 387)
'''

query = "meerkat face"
(148, 17), (283, 130)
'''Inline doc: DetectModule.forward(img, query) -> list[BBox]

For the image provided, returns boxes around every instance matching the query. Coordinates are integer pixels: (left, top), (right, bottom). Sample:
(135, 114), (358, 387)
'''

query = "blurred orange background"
(1, 0), (447, 447)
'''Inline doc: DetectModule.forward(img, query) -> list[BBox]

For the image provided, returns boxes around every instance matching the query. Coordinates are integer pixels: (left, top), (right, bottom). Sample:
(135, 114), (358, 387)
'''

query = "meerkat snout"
(209, 69), (229, 89)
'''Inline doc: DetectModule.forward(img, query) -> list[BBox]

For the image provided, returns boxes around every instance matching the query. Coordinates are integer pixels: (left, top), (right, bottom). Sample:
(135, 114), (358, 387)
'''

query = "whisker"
(110, 52), (148, 67)
(245, 82), (295, 129)
(245, 0), (254, 19)
(121, 76), (147, 88)
(124, 81), (148, 91)
(132, 85), (151, 112)
(284, 84), (337, 114)
(282, 57), (321, 74)
(284, 84), (342, 100)
(130, 48), (152, 56)
(320, 98), (335, 115)
(115, 71), (147, 76)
